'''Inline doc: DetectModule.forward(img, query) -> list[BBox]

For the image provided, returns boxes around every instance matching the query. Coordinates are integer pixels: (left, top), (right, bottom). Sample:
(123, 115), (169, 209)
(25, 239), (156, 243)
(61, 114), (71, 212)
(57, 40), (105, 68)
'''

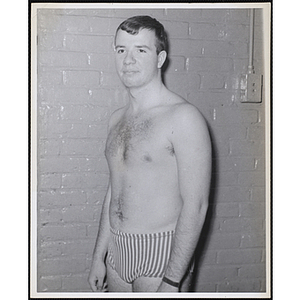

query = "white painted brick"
(39, 207), (63, 224)
(88, 53), (113, 71)
(39, 190), (87, 207)
(229, 139), (264, 156)
(61, 239), (95, 256)
(88, 16), (111, 34)
(112, 9), (164, 19)
(228, 9), (249, 23)
(218, 278), (261, 292)
(238, 264), (266, 279)
(40, 241), (63, 259)
(238, 171), (265, 187)
(220, 217), (264, 233)
(40, 173), (61, 189)
(100, 72), (123, 88)
(39, 139), (61, 156)
(251, 187), (265, 202)
(239, 202), (265, 218)
(86, 189), (107, 205)
(170, 39), (204, 56)
(213, 171), (238, 187)
(39, 255), (87, 276)
(240, 234), (265, 248)
(39, 224), (87, 241)
(38, 32), (65, 50)
(87, 88), (115, 105)
(215, 203), (239, 217)
(63, 70), (100, 87)
(86, 224), (101, 239)
(164, 73), (200, 98)
(212, 124), (247, 140)
(164, 9), (202, 21)
(38, 276), (62, 292)
(214, 186), (251, 204)
(87, 124), (108, 139)
(39, 13), (90, 33)
(188, 57), (233, 72)
(247, 125), (265, 140)
(167, 56), (186, 73)
(197, 265), (238, 284)
(39, 51), (88, 68)
(188, 91), (236, 107)
(189, 22), (226, 40)
(60, 138), (105, 156)
(217, 248), (262, 265)
(39, 157), (106, 173)
(38, 70), (63, 86)
(163, 20), (189, 38)
(213, 108), (259, 124)
(43, 123), (89, 139)
(40, 87), (90, 104)
(217, 156), (256, 172)
(61, 205), (99, 223)
(211, 136), (230, 157)
(61, 172), (109, 189)
(64, 34), (114, 53)
(200, 74), (227, 90)
(80, 105), (110, 123)
(200, 9), (230, 22)
(208, 232), (241, 249)
(225, 24), (249, 42)
(62, 273), (91, 292)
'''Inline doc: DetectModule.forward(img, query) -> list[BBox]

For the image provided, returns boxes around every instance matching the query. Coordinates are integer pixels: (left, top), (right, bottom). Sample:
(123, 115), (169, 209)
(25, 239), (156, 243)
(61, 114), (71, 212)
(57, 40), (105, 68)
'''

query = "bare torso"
(105, 98), (185, 234)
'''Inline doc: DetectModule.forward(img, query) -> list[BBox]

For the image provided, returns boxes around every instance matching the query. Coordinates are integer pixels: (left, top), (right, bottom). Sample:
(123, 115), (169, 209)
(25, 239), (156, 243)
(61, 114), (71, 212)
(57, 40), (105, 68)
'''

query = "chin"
(122, 79), (143, 88)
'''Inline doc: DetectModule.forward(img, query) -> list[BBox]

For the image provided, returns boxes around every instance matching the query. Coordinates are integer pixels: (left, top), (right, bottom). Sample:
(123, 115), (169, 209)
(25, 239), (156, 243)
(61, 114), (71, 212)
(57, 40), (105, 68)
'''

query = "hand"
(88, 259), (107, 292)
(157, 280), (179, 293)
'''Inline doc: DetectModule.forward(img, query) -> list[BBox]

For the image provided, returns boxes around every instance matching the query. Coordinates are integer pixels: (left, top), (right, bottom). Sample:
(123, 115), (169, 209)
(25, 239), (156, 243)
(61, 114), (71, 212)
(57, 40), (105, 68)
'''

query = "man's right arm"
(88, 182), (111, 292)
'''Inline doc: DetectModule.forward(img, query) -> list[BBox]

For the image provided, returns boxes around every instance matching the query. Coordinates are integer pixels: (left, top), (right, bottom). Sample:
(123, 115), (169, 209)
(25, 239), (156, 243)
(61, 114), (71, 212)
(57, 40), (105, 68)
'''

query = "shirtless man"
(88, 15), (211, 293)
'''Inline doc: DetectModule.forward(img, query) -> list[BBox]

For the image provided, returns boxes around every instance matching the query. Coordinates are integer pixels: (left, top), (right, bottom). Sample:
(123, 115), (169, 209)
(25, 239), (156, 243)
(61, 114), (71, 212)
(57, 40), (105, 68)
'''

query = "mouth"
(123, 70), (138, 74)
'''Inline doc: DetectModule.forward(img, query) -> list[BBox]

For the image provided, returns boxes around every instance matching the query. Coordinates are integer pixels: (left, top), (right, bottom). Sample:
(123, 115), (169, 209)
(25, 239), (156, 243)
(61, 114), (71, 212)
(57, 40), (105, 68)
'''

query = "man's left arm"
(157, 104), (212, 292)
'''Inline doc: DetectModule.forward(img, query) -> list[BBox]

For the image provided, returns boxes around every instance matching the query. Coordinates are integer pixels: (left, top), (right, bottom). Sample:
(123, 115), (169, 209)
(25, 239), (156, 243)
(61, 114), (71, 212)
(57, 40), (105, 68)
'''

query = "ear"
(157, 50), (167, 69)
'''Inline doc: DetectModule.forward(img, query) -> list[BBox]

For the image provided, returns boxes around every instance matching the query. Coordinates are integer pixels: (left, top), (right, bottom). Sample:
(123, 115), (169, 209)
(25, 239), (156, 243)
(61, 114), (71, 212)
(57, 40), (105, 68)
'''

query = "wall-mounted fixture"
(240, 9), (263, 103)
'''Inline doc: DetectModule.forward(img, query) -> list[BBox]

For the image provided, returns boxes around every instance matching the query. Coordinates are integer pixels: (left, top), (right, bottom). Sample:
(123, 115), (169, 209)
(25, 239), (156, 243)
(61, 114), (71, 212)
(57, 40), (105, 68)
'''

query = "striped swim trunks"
(107, 227), (174, 283)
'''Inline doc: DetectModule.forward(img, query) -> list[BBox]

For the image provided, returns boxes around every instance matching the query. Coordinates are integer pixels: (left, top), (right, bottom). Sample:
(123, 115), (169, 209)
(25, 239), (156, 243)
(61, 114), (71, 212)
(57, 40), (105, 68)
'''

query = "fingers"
(101, 280), (108, 292)
(88, 276), (99, 292)
(89, 277), (108, 292)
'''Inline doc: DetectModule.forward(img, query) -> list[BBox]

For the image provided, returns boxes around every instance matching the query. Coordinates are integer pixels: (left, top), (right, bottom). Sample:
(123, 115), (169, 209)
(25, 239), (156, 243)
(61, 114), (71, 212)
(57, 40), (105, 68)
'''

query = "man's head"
(115, 15), (168, 55)
(114, 15), (168, 89)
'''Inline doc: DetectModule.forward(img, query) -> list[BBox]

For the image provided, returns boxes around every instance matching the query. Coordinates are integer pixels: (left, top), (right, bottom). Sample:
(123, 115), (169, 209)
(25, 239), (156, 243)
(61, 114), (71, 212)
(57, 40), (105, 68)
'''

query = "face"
(114, 28), (166, 89)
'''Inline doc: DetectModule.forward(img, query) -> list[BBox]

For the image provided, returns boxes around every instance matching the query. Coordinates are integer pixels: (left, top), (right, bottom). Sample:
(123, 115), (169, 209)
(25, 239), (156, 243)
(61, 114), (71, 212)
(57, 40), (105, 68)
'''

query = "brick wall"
(35, 7), (267, 293)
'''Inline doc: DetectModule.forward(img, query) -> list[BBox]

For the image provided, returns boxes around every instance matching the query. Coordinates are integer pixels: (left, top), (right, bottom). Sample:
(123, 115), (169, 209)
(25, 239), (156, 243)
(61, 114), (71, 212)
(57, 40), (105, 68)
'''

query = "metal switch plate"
(240, 73), (263, 103)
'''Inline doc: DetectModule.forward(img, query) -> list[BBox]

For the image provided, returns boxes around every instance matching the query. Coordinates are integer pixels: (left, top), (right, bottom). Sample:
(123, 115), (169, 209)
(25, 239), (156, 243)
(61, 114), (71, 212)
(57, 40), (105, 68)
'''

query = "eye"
(138, 48), (146, 53)
(116, 48), (125, 54)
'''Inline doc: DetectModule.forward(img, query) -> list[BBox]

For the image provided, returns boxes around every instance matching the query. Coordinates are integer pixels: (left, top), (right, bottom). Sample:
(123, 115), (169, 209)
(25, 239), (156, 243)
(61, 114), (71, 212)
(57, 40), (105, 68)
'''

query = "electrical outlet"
(240, 73), (263, 103)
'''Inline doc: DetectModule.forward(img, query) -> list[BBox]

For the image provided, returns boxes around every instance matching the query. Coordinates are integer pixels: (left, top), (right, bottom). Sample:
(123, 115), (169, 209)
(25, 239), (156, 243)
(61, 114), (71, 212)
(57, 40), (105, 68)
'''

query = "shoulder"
(166, 96), (211, 148)
(173, 102), (204, 121)
(108, 106), (126, 130)
(169, 98), (207, 132)
(162, 89), (205, 123)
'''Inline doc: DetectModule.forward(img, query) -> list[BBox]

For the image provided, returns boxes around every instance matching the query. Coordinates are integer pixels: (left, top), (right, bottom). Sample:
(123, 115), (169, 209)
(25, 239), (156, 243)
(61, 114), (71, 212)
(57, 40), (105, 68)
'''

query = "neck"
(127, 76), (165, 113)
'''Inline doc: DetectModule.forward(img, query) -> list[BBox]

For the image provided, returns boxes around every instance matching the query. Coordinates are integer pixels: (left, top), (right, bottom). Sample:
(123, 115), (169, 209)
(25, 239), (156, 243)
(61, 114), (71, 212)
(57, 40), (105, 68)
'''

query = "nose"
(123, 51), (136, 65)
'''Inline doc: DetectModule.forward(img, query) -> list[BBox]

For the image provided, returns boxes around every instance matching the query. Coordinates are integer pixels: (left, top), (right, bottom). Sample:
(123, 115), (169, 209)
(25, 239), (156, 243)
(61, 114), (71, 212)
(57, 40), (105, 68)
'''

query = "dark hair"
(115, 15), (168, 54)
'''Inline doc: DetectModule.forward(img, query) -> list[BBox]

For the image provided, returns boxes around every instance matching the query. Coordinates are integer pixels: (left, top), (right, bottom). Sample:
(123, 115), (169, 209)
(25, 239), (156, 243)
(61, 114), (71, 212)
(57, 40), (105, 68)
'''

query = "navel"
(166, 144), (175, 156)
(142, 153), (152, 163)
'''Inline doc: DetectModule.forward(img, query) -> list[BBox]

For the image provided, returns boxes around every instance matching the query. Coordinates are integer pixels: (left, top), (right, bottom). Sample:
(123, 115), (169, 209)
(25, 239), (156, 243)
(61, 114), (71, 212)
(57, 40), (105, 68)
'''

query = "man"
(88, 15), (211, 293)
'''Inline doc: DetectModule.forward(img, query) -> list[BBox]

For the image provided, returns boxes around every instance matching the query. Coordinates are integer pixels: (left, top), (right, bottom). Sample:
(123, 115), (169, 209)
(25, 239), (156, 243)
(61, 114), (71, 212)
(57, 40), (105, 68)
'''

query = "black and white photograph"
(30, 2), (272, 298)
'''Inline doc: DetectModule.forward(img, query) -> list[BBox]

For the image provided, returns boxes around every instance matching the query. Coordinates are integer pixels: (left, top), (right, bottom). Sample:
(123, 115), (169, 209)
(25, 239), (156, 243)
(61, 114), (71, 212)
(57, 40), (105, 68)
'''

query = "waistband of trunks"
(110, 227), (175, 240)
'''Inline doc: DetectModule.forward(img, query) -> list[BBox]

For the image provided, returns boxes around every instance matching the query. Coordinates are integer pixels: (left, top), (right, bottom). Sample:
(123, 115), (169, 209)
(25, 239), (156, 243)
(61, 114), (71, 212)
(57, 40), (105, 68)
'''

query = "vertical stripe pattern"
(107, 228), (174, 283)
